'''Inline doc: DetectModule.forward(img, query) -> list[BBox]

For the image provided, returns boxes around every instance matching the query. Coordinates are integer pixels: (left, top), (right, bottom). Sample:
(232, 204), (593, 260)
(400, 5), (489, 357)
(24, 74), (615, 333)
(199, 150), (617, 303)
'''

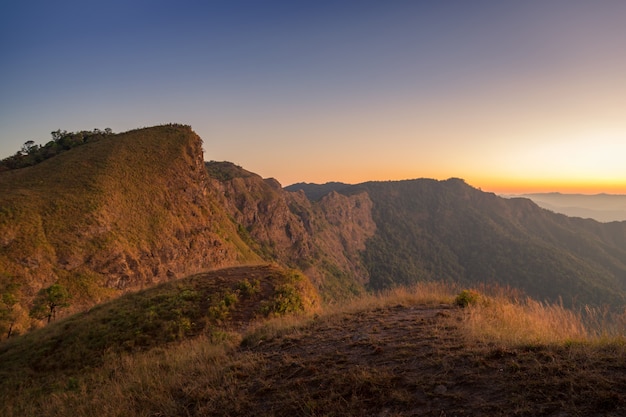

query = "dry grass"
(463, 296), (589, 345)
(4, 281), (626, 416)
(324, 281), (457, 315)
(459, 287), (626, 346)
(7, 333), (242, 417)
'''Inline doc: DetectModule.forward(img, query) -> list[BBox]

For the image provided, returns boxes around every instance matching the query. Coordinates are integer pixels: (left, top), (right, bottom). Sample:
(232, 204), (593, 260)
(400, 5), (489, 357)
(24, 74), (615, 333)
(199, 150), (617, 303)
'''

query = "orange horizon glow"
(273, 169), (626, 196)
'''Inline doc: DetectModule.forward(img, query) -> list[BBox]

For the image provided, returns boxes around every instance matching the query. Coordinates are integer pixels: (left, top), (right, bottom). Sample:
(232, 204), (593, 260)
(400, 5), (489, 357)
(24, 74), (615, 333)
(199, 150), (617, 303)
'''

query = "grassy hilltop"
(0, 125), (260, 334)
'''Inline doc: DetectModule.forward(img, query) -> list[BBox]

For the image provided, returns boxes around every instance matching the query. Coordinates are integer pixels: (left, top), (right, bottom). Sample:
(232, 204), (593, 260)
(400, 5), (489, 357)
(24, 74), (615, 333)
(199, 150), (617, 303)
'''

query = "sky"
(2, 1), (626, 194)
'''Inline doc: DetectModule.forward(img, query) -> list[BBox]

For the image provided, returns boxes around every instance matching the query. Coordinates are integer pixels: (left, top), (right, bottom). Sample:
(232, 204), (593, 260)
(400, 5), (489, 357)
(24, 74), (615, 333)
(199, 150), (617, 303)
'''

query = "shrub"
(454, 289), (483, 308)
(208, 291), (239, 322)
(261, 284), (304, 316)
(235, 279), (260, 298)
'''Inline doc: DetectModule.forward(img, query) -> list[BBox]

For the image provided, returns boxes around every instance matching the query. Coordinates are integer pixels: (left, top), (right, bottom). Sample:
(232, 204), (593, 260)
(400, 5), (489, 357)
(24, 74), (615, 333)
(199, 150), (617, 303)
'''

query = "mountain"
(0, 125), (261, 334)
(286, 181), (352, 201)
(3, 124), (626, 337)
(508, 193), (626, 223)
(288, 179), (626, 306)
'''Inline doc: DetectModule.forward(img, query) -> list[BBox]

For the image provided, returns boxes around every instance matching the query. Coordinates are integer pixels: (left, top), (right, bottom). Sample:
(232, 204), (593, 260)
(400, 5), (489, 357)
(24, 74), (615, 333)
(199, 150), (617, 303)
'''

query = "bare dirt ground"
(198, 303), (626, 416)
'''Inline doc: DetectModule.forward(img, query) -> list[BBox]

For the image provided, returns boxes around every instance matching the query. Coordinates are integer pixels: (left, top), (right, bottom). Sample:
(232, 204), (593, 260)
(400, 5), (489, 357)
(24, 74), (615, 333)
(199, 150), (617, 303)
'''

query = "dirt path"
(199, 303), (626, 416)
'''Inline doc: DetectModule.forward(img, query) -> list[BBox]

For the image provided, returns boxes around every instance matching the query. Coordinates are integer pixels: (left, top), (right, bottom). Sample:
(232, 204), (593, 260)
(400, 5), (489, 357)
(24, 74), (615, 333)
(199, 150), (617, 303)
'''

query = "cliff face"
(205, 161), (376, 299)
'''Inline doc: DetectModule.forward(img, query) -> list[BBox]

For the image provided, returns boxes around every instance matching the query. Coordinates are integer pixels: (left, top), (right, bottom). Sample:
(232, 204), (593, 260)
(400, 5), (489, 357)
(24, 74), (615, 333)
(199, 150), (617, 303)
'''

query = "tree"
(51, 129), (68, 142)
(20, 140), (37, 155)
(30, 284), (71, 324)
(0, 283), (20, 338)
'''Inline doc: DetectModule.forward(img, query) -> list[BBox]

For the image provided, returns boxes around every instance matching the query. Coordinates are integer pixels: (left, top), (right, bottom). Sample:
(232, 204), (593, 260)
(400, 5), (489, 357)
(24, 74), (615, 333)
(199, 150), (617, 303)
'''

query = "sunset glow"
(1, 1), (625, 194)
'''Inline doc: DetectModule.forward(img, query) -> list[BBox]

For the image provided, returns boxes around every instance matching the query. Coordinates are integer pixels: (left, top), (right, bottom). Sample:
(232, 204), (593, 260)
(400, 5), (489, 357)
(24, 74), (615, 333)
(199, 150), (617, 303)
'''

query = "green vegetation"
(0, 128), (114, 171)
(29, 284), (71, 324)
(454, 289), (484, 308)
(340, 179), (626, 307)
(0, 265), (317, 386)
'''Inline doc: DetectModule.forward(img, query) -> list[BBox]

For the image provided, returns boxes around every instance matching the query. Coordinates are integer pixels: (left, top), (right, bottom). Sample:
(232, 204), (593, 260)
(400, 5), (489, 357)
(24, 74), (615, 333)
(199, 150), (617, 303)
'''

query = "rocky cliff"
(205, 161), (376, 300)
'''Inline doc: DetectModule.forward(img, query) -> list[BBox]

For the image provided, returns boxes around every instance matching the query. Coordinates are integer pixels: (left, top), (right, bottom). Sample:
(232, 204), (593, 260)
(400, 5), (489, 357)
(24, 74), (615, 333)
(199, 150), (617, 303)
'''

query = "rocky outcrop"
(205, 161), (376, 298)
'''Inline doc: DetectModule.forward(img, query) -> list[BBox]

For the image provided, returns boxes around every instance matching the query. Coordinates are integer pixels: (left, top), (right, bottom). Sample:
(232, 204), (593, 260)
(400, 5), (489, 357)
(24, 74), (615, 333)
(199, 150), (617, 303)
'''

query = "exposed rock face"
(205, 161), (376, 298)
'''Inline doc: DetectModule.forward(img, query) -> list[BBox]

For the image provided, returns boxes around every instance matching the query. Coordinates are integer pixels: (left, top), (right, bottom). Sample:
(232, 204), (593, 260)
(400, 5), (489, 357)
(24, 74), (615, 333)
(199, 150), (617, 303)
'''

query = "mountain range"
(2, 124), (626, 336)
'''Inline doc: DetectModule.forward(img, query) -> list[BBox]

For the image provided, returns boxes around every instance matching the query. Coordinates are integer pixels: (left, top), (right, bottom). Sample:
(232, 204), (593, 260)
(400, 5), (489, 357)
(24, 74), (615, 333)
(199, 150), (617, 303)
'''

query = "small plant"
(454, 289), (483, 308)
(208, 291), (239, 322)
(29, 283), (71, 323)
(235, 279), (260, 298)
(261, 284), (304, 316)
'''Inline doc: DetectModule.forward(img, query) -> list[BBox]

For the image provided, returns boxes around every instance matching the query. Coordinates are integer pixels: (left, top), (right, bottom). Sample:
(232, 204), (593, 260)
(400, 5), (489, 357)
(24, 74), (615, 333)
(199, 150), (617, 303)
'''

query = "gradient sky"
(2, 1), (626, 194)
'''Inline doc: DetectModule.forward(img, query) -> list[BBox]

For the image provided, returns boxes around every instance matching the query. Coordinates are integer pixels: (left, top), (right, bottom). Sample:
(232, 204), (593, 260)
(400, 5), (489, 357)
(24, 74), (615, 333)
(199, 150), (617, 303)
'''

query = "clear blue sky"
(2, 1), (626, 193)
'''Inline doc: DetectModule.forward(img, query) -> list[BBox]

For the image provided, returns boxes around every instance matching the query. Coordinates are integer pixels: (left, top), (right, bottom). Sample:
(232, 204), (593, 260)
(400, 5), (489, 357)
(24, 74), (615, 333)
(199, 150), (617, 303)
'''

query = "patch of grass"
(235, 278), (261, 297)
(458, 287), (626, 346)
(208, 290), (239, 322)
(260, 283), (304, 316)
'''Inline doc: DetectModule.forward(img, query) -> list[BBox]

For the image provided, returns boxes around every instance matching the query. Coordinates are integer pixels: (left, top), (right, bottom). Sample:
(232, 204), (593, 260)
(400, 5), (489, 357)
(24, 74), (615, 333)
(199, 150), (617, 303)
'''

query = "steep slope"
(0, 125), (260, 333)
(205, 161), (375, 300)
(290, 178), (626, 306)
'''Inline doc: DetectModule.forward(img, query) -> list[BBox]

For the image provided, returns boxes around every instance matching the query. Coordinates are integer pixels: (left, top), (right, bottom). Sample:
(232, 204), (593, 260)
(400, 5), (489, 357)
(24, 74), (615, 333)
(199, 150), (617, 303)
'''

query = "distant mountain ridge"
(2, 125), (626, 336)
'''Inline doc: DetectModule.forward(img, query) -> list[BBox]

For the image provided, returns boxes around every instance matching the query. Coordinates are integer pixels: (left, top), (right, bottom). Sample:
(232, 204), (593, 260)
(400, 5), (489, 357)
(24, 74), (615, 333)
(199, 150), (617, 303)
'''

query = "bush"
(261, 284), (304, 316)
(235, 279), (260, 298)
(454, 289), (483, 308)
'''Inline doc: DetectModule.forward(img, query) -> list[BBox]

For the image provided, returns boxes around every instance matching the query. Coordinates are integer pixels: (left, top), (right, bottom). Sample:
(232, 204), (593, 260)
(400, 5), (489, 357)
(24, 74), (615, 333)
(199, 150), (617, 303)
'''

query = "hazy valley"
(508, 193), (626, 223)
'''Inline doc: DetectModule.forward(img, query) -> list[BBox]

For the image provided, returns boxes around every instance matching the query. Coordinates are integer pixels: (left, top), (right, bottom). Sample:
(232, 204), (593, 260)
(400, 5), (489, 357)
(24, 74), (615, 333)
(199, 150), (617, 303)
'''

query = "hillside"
(206, 161), (375, 300)
(288, 179), (626, 306)
(0, 264), (320, 407)
(0, 125), (261, 334)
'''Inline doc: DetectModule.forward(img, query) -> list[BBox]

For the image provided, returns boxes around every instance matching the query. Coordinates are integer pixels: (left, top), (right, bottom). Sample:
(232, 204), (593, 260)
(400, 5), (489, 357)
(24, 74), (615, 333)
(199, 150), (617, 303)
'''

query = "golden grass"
(459, 288), (626, 346)
(5, 280), (626, 417)
(12, 333), (242, 417)
(324, 281), (457, 314)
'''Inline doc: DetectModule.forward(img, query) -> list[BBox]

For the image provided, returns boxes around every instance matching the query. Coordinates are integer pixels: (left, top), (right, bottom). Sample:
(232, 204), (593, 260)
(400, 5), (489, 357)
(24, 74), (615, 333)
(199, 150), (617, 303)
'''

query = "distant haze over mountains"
(506, 193), (626, 223)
